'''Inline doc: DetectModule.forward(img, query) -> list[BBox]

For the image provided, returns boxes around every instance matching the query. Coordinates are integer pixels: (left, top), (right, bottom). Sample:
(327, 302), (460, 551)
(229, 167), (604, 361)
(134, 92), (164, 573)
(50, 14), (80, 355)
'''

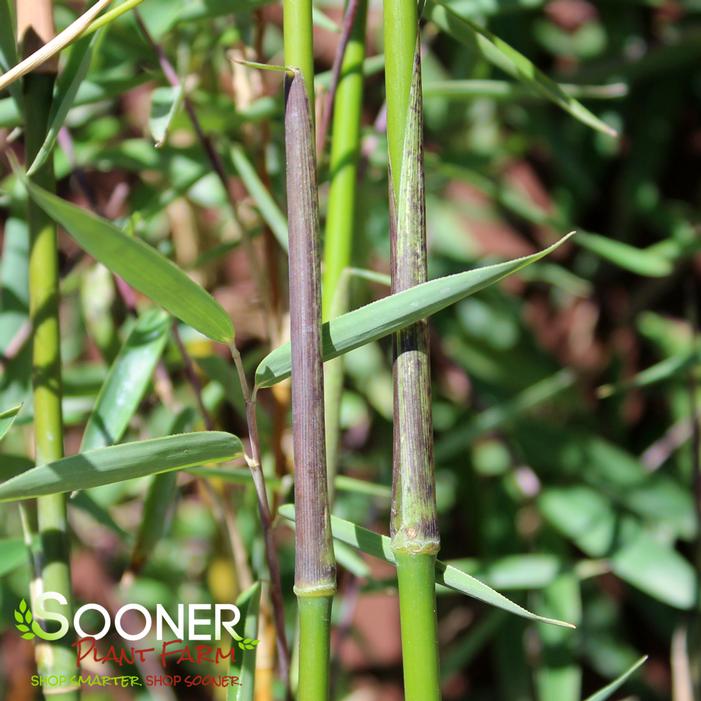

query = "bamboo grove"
(0, 0), (697, 700)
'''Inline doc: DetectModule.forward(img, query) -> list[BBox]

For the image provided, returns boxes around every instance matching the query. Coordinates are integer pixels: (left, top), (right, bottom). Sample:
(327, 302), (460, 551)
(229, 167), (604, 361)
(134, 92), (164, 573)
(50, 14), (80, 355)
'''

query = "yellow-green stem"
(384, 0), (418, 197)
(297, 596), (333, 701)
(322, 0), (368, 502)
(25, 71), (78, 701)
(395, 552), (441, 701)
(284, 0), (315, 114)
(385, 11), (442, 701)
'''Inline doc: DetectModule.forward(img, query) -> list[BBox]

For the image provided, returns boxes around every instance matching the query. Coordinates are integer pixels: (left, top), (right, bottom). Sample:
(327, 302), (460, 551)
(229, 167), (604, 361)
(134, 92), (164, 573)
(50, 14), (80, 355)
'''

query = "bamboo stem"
(284, 0), (315, 115)
(383, 0), (418, 196)
(20, 2), (77, 697)
(385, 17), (442, 701)
(395, 553), (441, 701)
(285, 71), (336, 701)
(297, 598), (333, 701)
(321, 0), (367, 318)
(322, 0), (367, 502)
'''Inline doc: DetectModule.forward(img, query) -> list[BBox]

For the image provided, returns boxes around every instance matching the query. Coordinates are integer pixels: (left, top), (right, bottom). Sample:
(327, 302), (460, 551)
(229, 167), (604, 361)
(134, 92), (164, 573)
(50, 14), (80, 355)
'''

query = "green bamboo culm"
(384, 0), (418, 196)
(284, 71), (336, 701)
(387, 39), (443, 701)
(322, 0), (368, 502)
(19, 2), (78, 699)
(284, 0), (315, 113)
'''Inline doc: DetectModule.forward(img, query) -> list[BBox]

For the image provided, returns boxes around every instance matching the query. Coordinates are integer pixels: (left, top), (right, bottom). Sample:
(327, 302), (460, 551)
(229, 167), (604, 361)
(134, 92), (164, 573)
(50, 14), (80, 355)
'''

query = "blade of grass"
(128, 408), (195, 573)
(277, 505), (575, 628)
(149, 84), (185, 148)
(0, 432), (243, 501)
(81, 309), (171, 451)
(423, 79), (628, 101)
(583, 655), (648, 701)
(230, 143), (288, 252)
(256, 234), (573, 388)
(427, 0), (618, 137)
(0, 403), (21, 441)
(20, 177), (234, 344)
(28, 32), (101, 176)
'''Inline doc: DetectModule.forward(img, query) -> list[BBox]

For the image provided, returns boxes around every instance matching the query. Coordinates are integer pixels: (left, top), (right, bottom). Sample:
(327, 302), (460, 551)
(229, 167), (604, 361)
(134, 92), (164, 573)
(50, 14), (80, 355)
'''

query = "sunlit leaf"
(256, 236), (573, 387)
(21, 177), (234, 344)
(81, 309), (171, 451)
(278, 504), (574, 628)
(0, 432), (242, 501)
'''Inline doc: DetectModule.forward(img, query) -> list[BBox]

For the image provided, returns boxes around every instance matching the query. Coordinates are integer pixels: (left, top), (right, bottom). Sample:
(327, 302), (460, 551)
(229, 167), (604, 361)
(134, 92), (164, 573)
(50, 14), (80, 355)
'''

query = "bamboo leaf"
(427, 1), (617, 137)
(149, 84), (185, 148)
(229, 582), (261, 701)
(278, 504), (575, 628)
(0, 537), (27, 577)
(0, 403), (21, 441)
(230, 143), (289, 252)
(28, 33), (100, 176)
(0, 432), (242, 502)
(598, 350), (698, 399)
(81, 309), (171, 451)
(577, 232), (673, 277)
(256, 235), (573, 388)
(129, 408), (195, 571)
(21, 177), (234, 343)
(0, 0), (21, 110)
(423, 79), (628, 101)
(583, 655), (647, 701)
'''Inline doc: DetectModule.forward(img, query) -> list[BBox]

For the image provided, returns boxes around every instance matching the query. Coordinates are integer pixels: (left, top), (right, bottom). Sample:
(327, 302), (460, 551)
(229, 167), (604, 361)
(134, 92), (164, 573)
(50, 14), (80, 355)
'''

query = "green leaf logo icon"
(238, 637), (260, 651)
(14, 599), (36, 640)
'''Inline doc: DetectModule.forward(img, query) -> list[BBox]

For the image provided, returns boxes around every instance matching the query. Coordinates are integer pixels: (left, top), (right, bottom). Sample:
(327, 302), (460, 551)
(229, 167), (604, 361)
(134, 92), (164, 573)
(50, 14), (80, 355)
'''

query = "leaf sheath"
(285, 71), (336, 595)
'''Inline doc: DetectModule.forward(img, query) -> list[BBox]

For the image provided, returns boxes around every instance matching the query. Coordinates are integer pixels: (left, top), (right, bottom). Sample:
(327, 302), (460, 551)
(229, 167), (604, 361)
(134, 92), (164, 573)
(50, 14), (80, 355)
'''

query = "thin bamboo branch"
(2, 0), (112, 92)
(231, 346), (292, 683)
(132, 11), (275, 337)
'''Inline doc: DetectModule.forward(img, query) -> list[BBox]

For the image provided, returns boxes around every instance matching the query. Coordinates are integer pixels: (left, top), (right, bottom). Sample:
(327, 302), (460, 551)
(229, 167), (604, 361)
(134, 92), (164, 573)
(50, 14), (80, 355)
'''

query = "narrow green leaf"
(81, 309), (171, 451)
(0, 0), (21, 111)
(21, 177), (234, 343)
(256, 235), (573, 388)
(0, 538), (27, 577)
(129, 408), (195, 571)
(423, 79), (628, 101)
(278, 504), (575, 628)
(427, 1), (617, 137)
(583, 655), (647, 701)
(598, 350), (698, 398)
(149, 84), (185, 148)
(27, 33), (100, 176)
(0, 403), (21, 441)
(0, 432), (242, 502)
(577, 231), (673, 277)
(229, 582), (261, 701)
(230, 143), (289, 252)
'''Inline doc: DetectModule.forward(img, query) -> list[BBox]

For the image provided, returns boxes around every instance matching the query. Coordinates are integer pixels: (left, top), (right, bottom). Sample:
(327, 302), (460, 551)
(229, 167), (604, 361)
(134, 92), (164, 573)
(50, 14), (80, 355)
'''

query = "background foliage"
(0, 0), (700, 699)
